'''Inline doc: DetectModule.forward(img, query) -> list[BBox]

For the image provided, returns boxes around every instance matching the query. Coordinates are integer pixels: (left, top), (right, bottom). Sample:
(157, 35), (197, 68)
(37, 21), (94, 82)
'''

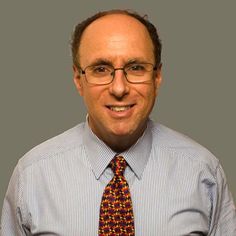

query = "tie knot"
(110, 156), (127, 176)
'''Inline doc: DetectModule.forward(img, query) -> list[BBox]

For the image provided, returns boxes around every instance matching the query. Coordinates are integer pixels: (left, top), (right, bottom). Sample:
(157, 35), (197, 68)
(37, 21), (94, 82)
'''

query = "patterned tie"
(99, 156), (135, 236)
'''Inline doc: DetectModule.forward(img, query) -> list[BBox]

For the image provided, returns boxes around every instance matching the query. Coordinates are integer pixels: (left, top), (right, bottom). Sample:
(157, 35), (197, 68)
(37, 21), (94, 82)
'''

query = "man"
(1, 9), (236, 235)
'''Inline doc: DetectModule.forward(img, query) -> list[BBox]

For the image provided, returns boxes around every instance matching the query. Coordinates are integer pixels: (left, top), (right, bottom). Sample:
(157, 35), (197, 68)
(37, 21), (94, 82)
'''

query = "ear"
(73, 65), (84, 96)
(154, 63), (163, 91)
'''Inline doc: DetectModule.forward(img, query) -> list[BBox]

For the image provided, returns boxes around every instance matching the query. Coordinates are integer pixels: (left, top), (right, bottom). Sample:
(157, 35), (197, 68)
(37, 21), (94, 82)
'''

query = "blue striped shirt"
(1, 120), (236, 235)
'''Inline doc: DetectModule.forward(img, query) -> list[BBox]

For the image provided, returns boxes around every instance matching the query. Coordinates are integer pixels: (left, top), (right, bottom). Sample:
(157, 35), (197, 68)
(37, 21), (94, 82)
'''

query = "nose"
(109, 68), (129, 98)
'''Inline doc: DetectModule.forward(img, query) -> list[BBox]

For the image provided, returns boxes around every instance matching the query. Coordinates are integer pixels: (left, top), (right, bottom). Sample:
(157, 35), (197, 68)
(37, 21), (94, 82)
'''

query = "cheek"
(142, 87), (157, 114)
(84, 93), (96, 110)
(139, 85), (157, 103)
(83, 87), (104, 110)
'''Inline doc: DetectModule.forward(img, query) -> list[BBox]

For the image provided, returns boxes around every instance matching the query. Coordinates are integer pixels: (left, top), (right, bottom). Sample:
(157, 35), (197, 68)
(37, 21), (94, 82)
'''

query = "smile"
(107, 105), (134, 112)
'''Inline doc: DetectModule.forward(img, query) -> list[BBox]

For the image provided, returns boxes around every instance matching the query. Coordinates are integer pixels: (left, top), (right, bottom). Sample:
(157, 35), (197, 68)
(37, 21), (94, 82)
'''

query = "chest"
(24, 170), (209, 235)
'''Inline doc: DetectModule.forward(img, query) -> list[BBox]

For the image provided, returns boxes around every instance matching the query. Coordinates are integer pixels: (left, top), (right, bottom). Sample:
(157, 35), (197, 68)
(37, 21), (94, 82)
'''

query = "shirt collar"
(83, 119), (153, 180)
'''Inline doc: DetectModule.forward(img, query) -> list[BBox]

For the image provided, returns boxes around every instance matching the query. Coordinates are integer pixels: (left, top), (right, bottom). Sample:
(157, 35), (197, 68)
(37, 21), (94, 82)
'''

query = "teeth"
(110, 106), (132, 112)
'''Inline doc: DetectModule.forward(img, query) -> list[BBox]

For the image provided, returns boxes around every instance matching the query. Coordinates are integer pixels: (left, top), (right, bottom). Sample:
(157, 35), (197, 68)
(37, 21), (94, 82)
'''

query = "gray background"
(1, 0), (235, 211)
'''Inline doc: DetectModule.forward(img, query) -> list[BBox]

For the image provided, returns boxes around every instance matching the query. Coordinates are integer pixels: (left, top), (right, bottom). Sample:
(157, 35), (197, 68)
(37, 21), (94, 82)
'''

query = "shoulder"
(17, 122), (86, 171)
(149, 121), (220, 169)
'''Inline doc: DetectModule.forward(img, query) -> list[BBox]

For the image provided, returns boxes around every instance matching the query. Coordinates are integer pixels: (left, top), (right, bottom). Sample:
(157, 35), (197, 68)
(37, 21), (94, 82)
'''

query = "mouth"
(106, 105), (135, 112)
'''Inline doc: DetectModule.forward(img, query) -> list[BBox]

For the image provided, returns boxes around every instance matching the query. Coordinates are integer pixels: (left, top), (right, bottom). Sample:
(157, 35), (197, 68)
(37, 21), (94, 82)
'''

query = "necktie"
(99, 156), (135, 236)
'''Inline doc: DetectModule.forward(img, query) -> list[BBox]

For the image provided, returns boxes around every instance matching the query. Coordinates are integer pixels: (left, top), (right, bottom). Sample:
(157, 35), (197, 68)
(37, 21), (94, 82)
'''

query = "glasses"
(79, 63), (157, 85)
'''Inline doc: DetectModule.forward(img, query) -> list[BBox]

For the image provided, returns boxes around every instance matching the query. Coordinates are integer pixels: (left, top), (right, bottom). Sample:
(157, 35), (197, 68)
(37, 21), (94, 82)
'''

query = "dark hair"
(71, 9), (162, 67)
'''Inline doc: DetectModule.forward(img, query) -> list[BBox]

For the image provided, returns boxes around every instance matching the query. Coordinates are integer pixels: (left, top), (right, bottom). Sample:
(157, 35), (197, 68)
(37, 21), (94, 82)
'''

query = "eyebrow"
(87, 57), (152, 68)
(126, 58), (149, 65)
(89, 59), (113, 67)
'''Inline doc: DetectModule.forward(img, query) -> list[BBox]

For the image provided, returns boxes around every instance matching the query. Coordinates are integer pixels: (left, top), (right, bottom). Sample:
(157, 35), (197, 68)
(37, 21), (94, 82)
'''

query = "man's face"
(74, 14), (162, 149)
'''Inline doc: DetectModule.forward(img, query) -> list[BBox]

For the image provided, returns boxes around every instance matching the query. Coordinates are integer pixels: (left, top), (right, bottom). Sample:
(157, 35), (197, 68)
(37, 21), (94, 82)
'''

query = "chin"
(110, 125), (140, 138)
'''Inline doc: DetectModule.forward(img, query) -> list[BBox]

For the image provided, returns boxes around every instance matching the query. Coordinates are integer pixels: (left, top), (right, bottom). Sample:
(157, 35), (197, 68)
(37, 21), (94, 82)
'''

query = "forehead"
(78, 14), (154, 64)
(84, 13), (148, 34)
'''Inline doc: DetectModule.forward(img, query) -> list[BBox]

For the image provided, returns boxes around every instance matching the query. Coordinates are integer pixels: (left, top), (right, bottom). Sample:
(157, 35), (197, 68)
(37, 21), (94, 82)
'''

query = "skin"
(73, 14), (162, 152)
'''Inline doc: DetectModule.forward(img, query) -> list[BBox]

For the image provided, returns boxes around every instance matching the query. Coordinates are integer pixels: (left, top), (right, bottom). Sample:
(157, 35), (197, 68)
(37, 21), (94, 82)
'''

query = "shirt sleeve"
(211, 163), (236, 235)
(0, 164), (29, 236)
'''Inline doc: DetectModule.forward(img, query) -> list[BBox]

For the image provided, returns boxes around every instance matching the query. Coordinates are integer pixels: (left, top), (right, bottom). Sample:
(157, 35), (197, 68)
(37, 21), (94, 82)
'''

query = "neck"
(100, 124), (147, 153)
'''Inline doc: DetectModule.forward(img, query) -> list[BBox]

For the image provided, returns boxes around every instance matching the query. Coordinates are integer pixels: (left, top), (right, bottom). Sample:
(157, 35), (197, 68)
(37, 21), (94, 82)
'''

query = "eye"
(92, 65), (111, 74)
(126, 63), (148, 76)
(128, 64), (146, 71)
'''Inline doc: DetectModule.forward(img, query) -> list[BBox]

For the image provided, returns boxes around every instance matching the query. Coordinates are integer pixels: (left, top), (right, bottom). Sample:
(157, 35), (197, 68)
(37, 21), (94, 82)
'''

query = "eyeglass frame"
(78, 62), (158, 85)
